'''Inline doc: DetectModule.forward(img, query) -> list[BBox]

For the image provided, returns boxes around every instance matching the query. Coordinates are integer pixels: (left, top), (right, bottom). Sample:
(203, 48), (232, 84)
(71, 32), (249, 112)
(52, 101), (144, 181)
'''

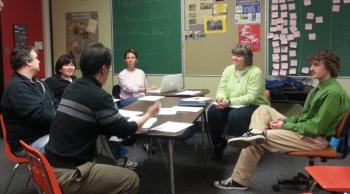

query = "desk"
(147, 89), (209, 97)
(270, 86), (313, 104)
(123, 97), (208, 194)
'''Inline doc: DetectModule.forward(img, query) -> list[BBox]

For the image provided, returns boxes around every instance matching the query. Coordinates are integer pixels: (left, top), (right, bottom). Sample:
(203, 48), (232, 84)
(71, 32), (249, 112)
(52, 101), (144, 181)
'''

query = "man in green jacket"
(213, 49), (350, 191)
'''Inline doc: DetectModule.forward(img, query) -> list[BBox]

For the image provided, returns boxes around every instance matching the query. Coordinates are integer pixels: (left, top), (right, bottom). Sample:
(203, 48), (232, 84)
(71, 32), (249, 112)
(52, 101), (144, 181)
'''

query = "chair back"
(335, 112), (350, 158)
(19, 140), (62, 194)
(112, 84), (121, 99)
(0, 114), (28, 163)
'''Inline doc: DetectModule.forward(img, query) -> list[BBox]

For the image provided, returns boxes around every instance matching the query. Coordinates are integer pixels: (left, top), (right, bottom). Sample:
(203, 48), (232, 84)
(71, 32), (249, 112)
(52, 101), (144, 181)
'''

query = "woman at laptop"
(118, 49), (156, 108)
(208, 44), (270, 161)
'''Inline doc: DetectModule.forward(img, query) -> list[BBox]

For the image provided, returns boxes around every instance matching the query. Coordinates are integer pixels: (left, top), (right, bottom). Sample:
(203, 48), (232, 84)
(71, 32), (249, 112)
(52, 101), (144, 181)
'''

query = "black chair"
(112, 84), (121, 99)
(272, 112), (350, 192)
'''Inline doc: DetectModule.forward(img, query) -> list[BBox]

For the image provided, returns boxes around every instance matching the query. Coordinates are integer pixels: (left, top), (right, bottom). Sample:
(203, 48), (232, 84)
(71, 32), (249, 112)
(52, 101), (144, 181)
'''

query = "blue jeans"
(207, 104), (258, 145)
(15, 134), (49, 156)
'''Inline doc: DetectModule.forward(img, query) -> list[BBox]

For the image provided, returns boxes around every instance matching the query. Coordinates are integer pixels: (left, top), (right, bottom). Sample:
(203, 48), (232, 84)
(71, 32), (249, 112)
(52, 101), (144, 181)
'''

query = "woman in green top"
(208, 44), (270, 161)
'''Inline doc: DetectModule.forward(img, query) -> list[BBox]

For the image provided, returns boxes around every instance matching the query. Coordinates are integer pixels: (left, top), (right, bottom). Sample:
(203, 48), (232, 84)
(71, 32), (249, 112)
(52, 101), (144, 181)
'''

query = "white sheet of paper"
(290, 42), (297, 48)
(315, 16), (323, 23)
(277, 18), (284, 24)
(279, 0), (286, 3)
(281, 46), (288, 53)
(272, 41), (280, 47)
(272, 70), (279, 76)
(272, 0), (278, 3)
(280, 4), (287, 10)
(276, 25), (283, 32)
(302, 67), (310, 74)
(304, 0), (311, 6)
(273, 63), (280, 69)
(270, 26), (277, 32)
(333, 0), (340, 3)
(289, 68), (297, 75)
(176, 90), (201, 96)
(288, 3), (296, 10)
(271, 4), (278, 11)
(283, 19), (288, 26)
(119, 110), (143, 118)
(274, 47), (281, 53)
(281, 63), (289, 69)
(290, 13), (297, 19)
(287, 34), (294, 41)
(138, 96), (164, 101)
(113, 98), (121, 102)
(181, 97), (211, 102)
(332, 4), (340, 12)
(273, 54), (280, 62)
(290, 25), (298, 32)
(282, 28), (288, 34)
(293, 31), (301, 38)
(290, 59), (298, 66)
(271, 12), (279, 18)
(267, 33), (274, 39)
(305, 23), (313, 30)
(150, 121), (193, 133)
(128, 117), (157, 129)
(281, 11), (288, 18)
(290, 19), (297, 26)
(281, 54), (288, 61)
(271, 19), (277, 25)
(172, 106), (202, 112)
(344, 0), (350, 3)
(280, 69), (287, 76)
(273, 34), (280, 40)
(281, 39), (288, 45)
(289, 50), (297, 57)
(306, 12), (314, 20)
(158, 108), (177, 115)
(309, 33), (316, 40)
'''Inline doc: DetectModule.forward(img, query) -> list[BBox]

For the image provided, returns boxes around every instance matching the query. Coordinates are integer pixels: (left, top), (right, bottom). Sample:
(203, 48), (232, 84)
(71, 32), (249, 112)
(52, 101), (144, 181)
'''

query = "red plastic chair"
(19, 140), (62, 194)
(1, 114), (28, 194)
(305, 166), (350, 192)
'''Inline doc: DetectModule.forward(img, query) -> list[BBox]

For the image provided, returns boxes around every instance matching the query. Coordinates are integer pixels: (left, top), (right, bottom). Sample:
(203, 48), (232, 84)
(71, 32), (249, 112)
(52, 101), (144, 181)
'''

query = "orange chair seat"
(288, 146), (337, 158)
(305, 166), (350, 192)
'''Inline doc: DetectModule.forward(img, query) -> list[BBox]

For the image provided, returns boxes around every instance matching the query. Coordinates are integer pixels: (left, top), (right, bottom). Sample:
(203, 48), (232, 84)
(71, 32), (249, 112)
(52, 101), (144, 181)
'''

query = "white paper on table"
(302, 67), (310, 74)
(344, 0), (350, 4)
(176, 90), (201, 95)
(119, 110), (143, 118)
(306, 12), (314, 20)
(304, 0), (311, 6)
(332, 4), (340, 12)
(333, 0), (340, 3)
(138, 95), (164, 101)
(280, 69), (287, 76)
(289, 68), (297, 75)
(289, 50), (297, 57)
(274, 47), (281, 53)
(309, 33), (316, 40)
(305, 23), (313, 30)
(150, 121), (193, 133)
(280, 4), (287, 11)
(281, 63), (289, 69)
(315, 16), (323, 23)
(273, 63), (280, 69)
(290, 42), (297, 48)
(158, 108), (177, 115)
(271, 12), (279, 18)
(128, 117), (157, 129)
(272, 70), (279, 76)
(181, 97), (211, 102)
(290, 13), (297, 19)
(290, 59), (298, 66)
(281, 46), (288, 53)
(172, 106), (202, 112)
(288, 3), (296, 10)
(281, 55), (288, 61)
(271, 4), (278, 11)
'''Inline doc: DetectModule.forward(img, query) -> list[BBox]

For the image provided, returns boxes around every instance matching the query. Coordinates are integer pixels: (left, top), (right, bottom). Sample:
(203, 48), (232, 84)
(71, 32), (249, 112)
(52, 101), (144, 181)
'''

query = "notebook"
(147, 74), (182, 94)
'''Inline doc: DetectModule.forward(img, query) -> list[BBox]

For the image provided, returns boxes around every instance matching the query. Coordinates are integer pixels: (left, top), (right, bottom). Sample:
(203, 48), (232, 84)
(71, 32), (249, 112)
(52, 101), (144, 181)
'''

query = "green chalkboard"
(112, 0), (182, 74)
(268, 0), (350, 77)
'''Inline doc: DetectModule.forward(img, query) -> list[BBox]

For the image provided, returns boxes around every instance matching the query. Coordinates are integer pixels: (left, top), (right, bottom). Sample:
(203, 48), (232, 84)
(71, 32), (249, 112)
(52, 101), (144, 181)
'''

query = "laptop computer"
(147, 74), (183, 94)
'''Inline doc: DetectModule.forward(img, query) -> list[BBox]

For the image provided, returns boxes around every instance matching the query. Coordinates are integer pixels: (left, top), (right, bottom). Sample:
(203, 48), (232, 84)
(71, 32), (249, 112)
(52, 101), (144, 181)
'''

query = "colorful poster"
(66, 12), (98, 68)
(204, 15), (227, 34)
(239, 24), (260, 52)
(235, 0), (261, 24)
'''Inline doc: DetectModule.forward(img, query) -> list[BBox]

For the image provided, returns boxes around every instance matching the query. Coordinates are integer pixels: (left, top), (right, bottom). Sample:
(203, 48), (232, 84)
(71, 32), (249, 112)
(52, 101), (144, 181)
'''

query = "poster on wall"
(235, 0), (261, 24)
(204, 15), (227, 34)
(185, 0), (212, 31)
(66, 12), (98, 68)
(13, 25), (28, 48)
(239, 24), (260, 52)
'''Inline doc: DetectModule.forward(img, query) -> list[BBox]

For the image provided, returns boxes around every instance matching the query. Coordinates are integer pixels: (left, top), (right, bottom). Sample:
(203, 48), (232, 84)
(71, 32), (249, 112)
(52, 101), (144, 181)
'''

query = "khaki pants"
(54, 162), (139, 194)
(232, 105), (329, 186)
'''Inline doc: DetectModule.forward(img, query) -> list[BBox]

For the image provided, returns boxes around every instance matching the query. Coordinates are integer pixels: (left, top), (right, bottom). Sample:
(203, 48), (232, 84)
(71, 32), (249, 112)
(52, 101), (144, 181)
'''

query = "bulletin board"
(268, 0), (350, 77)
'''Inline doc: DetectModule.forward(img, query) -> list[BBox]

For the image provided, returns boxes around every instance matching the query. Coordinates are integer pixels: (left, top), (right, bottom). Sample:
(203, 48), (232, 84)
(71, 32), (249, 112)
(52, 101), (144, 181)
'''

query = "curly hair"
(308, 50), (340, 78)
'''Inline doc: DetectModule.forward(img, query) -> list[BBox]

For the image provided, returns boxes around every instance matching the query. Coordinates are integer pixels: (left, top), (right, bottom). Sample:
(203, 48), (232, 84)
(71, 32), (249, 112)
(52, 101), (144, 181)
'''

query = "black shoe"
(213, 178), (248, 191)
(227, 130), (265, 149)
(143, 143), (156, 155)
(211, 141), (227, 161)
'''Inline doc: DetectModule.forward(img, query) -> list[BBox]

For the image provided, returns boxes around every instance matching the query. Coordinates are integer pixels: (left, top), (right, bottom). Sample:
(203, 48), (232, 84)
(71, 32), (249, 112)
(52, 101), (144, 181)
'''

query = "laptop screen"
(158, 74), (183, 93)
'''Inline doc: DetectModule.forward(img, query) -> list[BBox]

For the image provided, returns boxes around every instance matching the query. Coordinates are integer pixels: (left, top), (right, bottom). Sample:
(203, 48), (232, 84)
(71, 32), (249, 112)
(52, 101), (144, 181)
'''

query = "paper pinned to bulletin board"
(235, 0), (261, 24)
(239, 24), (260, 52)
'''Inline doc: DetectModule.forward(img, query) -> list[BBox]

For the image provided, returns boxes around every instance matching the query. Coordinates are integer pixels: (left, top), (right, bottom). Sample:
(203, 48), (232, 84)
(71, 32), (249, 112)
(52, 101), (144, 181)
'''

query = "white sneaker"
(227, 130), (265, 149)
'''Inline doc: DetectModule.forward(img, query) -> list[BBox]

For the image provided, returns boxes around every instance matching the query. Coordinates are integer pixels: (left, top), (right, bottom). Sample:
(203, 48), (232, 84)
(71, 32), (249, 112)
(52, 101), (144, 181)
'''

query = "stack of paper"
(150, 121), (193, 133)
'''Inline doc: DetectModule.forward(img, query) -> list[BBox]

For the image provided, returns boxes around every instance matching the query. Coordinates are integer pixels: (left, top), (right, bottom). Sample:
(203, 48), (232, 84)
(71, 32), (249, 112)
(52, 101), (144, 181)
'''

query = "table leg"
(168, 139), (175, 194)
(200, 114), (207, 165)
